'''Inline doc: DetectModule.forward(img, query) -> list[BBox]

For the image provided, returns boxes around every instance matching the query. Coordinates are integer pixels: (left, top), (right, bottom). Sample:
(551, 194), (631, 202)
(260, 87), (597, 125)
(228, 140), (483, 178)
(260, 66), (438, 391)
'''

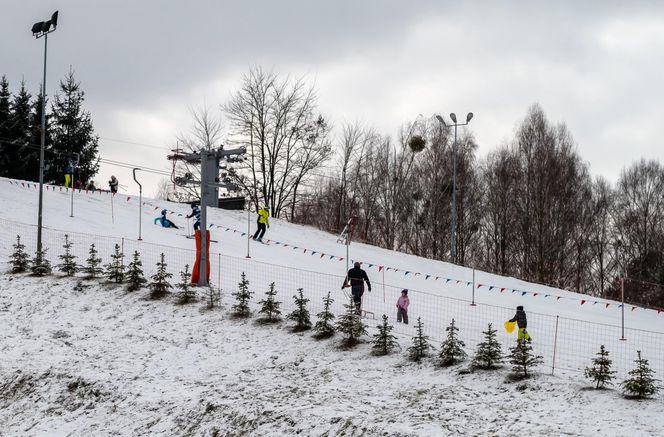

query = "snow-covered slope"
(1, 177), (664, 436)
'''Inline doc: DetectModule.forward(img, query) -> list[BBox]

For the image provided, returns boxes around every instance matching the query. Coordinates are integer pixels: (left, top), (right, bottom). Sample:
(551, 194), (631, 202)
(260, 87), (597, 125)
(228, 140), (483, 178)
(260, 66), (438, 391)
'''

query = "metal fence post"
(551, 315), (559, 375)
(471, 268), (476, 306)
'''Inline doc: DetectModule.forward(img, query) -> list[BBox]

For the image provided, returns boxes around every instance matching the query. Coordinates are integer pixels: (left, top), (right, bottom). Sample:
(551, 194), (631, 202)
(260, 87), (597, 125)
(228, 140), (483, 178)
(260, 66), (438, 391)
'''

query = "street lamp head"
(31, 11), (58, 36)
(435, 114), (446, 126)
(449, 113), (457, 123)
(31, 21), (44, 35)
(466, 112), (474, 123)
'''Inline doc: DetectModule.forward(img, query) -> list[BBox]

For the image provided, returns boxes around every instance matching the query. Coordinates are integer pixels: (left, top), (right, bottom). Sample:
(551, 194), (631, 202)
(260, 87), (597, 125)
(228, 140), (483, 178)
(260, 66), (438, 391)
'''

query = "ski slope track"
(0, 177), (663, 436)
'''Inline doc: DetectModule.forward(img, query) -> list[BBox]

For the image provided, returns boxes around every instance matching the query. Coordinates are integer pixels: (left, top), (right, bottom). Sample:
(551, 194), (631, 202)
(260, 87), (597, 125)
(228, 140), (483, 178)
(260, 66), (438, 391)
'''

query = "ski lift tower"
(168, 146), (246, 286)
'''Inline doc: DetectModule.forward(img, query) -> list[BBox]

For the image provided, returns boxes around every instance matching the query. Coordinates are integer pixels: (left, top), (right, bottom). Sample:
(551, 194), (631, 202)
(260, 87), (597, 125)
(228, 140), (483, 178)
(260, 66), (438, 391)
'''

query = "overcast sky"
(2, 1), (664, 195)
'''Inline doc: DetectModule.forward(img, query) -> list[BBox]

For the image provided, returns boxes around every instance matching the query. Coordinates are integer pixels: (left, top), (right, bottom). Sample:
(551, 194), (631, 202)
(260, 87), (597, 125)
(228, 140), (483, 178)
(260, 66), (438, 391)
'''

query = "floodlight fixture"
(450, 113), (457, 123)
(466, 112), (474, 123)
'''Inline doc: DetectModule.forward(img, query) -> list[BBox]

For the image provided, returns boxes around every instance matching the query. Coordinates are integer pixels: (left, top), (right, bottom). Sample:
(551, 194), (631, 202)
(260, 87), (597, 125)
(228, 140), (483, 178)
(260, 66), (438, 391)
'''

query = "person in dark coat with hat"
(342, 261), (371, 315)
(509, 305), (532, 342)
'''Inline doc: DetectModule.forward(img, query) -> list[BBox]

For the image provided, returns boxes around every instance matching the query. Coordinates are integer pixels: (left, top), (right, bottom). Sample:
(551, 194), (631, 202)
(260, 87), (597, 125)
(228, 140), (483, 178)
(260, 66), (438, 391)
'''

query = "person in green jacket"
(252, 204), (270, 242)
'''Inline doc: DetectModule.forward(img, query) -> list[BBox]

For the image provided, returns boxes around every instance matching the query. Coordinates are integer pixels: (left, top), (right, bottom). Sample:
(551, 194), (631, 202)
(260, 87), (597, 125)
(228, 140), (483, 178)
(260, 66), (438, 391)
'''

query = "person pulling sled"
(342, 261), (371, 315)
(508, 305), (532, 342)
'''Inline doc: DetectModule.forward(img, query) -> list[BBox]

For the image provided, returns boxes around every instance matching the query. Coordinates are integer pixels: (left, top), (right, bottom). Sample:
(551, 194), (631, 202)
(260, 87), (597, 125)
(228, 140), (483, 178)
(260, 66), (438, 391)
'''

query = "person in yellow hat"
(508, 305), (532, 342)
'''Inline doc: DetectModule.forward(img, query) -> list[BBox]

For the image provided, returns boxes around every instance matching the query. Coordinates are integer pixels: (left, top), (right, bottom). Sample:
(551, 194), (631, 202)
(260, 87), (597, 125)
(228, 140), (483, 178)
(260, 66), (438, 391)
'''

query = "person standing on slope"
(64, 159), (74, 188)
(508, 305), (531, 342)
(252, 204), (269, 242)
(108, 175), (119, 194)
(186, 203), (201, 232)
(342, 261), (371, 315)
(396, 289), (410, 324)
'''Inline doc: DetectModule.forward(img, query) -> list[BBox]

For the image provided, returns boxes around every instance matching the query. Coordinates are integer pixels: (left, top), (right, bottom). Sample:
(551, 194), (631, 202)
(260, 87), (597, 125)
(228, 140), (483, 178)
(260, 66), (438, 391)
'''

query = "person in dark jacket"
(154, 209), (179, 229)
(508, 305), (531, 342)
(108, 175), (119, 194)
(342, 261), (371, 315)
(186, 203), (201, 231)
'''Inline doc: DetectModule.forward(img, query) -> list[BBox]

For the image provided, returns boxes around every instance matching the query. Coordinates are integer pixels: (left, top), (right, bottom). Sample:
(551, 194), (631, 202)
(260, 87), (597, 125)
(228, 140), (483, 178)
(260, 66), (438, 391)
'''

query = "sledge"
(184, 235), (218, 243)
(504, 320), (516, 333)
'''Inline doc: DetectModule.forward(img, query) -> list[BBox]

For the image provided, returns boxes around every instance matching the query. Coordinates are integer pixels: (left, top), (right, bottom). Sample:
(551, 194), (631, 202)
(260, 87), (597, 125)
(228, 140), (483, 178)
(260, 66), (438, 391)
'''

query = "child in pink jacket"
(396, 289), (409, 324)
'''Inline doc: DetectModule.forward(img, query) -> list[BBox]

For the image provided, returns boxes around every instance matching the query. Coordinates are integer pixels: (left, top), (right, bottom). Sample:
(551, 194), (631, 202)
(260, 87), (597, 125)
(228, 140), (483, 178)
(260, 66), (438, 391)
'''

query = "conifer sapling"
(232, 272), (253, 317)
(148, 253), (173, 299)
(371, 314), (399, 356)
(9, 235), (30, 273)
(313, 292), (336, 339)
(508, 339), (543, 379)
(258, 282), (282, 323)
(30, 247), (52, 277)
(287, 288), (312, 331)
(57, 235), (78, 276)
(408, 317), (433, 362)
(336, 296), (368, 347)
(438, 318), (467, 367)
(473, 323), (503, 370)
(176, 264), (195, 304)
(584, 345), (616, 389)
(126, 251), (147, 292)
(104, 243), (124, 283)
(620, 350), (660, 399)
(83, 243), (103, 279)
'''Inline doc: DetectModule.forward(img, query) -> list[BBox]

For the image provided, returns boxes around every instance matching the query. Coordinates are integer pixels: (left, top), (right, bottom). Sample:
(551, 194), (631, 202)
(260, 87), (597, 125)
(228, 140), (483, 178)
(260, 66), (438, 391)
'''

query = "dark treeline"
(294, 104), (664, 307)
(0, 70), (99, 185)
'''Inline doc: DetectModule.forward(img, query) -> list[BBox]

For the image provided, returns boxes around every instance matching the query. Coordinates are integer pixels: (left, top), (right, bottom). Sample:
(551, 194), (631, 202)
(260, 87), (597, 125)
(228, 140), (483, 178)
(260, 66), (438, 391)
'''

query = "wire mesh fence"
(2, 217), (663, 381)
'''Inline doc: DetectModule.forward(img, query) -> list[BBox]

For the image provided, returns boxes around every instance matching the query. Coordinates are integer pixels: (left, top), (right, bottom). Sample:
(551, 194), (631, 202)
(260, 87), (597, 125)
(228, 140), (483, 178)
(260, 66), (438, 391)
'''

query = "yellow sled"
(504, 320), (517, 333)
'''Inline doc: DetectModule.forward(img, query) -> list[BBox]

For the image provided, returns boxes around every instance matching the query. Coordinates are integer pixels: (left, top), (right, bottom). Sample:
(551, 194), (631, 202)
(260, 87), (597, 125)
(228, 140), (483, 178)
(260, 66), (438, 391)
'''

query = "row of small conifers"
(7, 234), (660, 399)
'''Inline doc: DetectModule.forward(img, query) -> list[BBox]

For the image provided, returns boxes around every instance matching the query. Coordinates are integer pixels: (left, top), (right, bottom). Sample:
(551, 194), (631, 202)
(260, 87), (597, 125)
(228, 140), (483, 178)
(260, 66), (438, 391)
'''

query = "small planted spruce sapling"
(231, 272), (253, 317)
(126, 251), (147, 292)
(408, 317), (433, 362)
(148, 253), (173, 299)
(57, 235), (78, 277)
(620, 350), (660, 399)
(438, 318), (467, 367)
(473, 323), (503, 370)
(313, 291), (336, 339)
(584, 345), (616, 389)
(83, 244), (103, 279)
(336, 296), (368, 348)
(371, 314), (400, 356)
(30, 246), (52, 277)
(176, 264), (195, 304)
(9, 235), (30, 273)
(258, 282), (282, 323)
(508, 339), (543, 380)
(287, 288), (312, 331)
(104, 243), (125, 283)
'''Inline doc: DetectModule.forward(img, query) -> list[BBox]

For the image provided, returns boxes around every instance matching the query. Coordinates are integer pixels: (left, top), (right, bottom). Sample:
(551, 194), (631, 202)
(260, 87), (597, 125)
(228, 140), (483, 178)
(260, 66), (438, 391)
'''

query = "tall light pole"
(31, 11), (59, 253)
(435, 112), (473, 264)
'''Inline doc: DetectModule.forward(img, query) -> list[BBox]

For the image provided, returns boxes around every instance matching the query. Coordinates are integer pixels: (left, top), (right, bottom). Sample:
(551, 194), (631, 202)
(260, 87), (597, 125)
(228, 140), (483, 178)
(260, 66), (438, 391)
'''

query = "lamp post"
(31, 11), (59, 253)
(435, 112), (473, 264)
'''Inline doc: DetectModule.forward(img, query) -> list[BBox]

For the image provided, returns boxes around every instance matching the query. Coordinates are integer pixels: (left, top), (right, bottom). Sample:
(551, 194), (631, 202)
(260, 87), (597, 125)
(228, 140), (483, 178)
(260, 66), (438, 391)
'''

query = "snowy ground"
(2, 177), (664, 435)
(1, 275), (663, 437)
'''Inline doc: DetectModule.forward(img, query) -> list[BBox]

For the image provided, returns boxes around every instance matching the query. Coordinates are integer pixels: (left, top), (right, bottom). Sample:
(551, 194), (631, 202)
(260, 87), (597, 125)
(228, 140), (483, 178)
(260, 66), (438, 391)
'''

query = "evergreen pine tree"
(83, 243), (103, 279)
(104, 243), (124, 283)
(6, 81), (32, 180)
(231, 272), (253, 317)
(56, 234), (78, 276)
(620, 351), (660, 398)
(313, 291), (336, 339)
(0, 75), (12, 175)
(204, 286), (221, 309)
(176, 264), (196, 304)
(408, 317), (433, 362)
(126, 251), (147, 292)
(287, 288), (312, 331)
(336, 296), (368, 347)
(508, 339), (544, 379)
(473, 323), (503, 370)
(9, 235), (30, 273)
(30, 247), (52, 277)
(584, 345), (616, 389)
(148, 253), (173, 299)
(438, 318), (467, 367)
(47, 69), (100, 184)
(371, 314), (400, 356)
(258, 282), (282, 323)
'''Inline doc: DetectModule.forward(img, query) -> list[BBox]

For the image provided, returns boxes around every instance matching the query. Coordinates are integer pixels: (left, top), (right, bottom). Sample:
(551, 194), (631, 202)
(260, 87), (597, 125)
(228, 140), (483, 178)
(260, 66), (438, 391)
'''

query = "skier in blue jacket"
(186, 204), (201, 230)
(154, 209), (179, 229)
